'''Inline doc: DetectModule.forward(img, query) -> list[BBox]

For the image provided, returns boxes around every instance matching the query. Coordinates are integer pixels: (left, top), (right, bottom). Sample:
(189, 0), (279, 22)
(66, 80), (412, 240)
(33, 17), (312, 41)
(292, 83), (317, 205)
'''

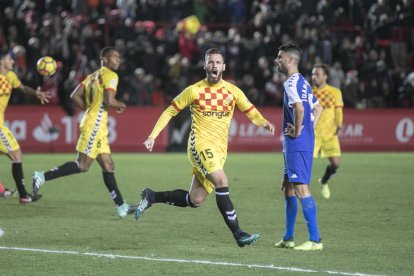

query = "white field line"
(0, 246), (386, 276)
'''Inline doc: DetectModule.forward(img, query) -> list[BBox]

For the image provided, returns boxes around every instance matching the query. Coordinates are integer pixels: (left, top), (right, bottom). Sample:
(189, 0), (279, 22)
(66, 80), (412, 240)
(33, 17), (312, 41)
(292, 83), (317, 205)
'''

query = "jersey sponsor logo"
(202, 111), (230, 119)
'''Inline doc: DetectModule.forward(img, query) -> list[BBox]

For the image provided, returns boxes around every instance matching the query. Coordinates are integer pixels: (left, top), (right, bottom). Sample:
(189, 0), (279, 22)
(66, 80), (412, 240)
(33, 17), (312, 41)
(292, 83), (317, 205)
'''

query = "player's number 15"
(200, 149), (214, 160)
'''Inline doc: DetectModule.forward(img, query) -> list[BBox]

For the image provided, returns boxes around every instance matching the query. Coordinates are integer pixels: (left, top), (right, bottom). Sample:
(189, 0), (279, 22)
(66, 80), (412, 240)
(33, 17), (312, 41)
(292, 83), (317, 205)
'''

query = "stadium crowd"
(1, 0), (413, 114)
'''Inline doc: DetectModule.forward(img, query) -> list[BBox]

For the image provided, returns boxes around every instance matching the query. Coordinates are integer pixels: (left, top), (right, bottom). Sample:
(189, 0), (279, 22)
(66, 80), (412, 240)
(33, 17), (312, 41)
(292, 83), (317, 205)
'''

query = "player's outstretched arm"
(21, 85), (51, 104)
(143, 137), (155, 152)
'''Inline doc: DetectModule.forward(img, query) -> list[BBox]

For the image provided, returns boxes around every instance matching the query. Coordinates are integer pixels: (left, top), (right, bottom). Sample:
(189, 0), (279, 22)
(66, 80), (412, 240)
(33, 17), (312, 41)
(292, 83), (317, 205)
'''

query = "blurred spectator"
(0, 0), (413, 111)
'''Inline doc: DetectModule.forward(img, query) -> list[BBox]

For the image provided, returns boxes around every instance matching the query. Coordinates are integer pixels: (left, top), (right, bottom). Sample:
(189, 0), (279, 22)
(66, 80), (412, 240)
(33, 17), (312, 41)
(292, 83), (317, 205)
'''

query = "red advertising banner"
(4, 106), (167, 153)
(229, 108), (414, 152)
(338, 109), (414, 151)
(4, 106), (414, 152)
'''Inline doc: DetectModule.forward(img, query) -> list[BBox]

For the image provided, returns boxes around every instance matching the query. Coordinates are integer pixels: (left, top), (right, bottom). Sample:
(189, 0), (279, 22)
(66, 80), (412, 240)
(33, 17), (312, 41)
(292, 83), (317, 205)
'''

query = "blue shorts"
(283, 151), (313, 184)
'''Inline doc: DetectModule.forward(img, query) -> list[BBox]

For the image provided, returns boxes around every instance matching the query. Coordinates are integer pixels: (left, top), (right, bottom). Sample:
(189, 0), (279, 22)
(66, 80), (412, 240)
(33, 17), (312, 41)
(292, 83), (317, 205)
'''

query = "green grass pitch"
(0, 152), (413, 275)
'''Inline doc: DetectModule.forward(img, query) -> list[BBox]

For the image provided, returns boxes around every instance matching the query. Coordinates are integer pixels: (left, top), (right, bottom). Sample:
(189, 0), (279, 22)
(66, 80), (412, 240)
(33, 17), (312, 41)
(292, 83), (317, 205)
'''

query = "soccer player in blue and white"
(273, 44), (324, 250)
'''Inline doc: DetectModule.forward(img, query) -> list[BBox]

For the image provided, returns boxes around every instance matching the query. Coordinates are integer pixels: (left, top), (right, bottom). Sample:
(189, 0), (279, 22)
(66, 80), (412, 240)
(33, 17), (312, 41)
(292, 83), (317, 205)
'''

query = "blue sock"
(300, 196), (320, 242)
(283, 196), (298, 241)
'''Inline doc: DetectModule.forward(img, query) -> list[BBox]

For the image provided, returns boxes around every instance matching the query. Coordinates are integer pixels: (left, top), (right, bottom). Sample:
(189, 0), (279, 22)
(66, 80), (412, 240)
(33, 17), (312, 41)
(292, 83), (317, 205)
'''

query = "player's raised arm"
(70, 83), (86, 110)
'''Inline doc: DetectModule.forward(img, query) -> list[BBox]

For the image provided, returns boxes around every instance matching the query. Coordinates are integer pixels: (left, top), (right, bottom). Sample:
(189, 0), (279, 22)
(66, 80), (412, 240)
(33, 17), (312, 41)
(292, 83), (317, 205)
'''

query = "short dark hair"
(278, 43), (302, 55)
(100, 47), (118, 59)
(313, 64), (330, 79)
(278, 43), (302, 63)
(205, 48), (223, 57)
(0, 48), (9, 59)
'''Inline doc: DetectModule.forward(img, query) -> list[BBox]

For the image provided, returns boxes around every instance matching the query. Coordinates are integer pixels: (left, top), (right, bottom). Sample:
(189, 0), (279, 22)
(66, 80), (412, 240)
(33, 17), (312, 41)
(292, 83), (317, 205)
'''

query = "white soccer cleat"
(32, 171), (45, 196)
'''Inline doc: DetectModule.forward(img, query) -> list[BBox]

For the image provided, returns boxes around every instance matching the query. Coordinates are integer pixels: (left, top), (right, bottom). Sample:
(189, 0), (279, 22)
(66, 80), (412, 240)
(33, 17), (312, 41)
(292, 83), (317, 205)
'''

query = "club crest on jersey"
(224, 95), (233, 105)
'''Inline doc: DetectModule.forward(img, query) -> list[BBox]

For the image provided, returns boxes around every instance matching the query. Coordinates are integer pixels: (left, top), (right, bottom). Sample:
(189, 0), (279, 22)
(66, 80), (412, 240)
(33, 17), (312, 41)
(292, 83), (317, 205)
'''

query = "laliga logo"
(395, 118), (414, 143)
(33, 113), (59, 143)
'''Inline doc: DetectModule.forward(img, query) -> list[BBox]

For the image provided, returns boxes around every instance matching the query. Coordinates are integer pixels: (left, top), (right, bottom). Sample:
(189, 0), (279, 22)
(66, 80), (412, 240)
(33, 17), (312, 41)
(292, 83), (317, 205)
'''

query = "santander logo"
(32, 113), (59, 143)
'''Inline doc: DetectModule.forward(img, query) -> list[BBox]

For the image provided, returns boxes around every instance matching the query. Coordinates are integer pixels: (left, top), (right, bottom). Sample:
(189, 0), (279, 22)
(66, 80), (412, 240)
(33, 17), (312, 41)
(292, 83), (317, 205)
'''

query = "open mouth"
(211, 69), (218, 77)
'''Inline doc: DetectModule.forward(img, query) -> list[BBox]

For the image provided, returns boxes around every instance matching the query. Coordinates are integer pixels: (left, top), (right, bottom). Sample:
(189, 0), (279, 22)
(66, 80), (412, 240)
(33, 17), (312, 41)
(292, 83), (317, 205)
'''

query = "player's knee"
(78, 163), (90, 172)
(188, 194), (204, 207)
(213, 178), (228, 188)
(103, 163), (114, 172)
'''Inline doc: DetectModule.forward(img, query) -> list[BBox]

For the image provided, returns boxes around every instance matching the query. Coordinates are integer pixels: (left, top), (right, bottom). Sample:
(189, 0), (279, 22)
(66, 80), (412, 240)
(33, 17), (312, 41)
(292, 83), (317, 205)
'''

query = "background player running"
(32, 47), (134, 217)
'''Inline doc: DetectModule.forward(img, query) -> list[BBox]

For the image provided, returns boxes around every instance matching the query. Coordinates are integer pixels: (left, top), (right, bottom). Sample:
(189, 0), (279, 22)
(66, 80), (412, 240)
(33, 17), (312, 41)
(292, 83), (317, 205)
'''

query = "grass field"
(0, 152), (413, 276)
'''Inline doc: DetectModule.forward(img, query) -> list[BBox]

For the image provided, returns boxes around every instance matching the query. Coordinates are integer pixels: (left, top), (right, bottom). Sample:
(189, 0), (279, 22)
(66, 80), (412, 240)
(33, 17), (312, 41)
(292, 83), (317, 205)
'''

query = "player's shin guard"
(12, 162), (27, 197)
(321, 165), (337, 184)
(103, 171), (124, 206)
(153, 189), (195, 207)
(44, 161), (81, 181)
(284, 196), (298, 241)
(300, 196), (320, 242)
(215, 187), (243, 239)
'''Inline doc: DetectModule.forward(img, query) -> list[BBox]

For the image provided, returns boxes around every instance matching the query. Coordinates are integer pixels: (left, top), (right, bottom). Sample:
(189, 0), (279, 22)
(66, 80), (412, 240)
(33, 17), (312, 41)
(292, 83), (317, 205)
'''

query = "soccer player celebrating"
(273, 44), (324, 250)
(137, 48), (275, 247)
(0, 48), (51, 203)
(32, 47), (134, 218)
(311, 64), (344, 199)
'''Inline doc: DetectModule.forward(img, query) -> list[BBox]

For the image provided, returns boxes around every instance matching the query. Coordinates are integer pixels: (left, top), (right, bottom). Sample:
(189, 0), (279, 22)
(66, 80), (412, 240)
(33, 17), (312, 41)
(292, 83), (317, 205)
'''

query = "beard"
(277, 65), (287, 75)
(207, 70), (222, 84)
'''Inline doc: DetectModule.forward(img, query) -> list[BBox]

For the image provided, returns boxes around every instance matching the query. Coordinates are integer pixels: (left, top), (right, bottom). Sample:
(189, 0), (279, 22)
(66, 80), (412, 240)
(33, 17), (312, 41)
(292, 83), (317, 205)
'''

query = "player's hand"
(143, 137), (155, 152)
(35, 87), (52, 104)
(262, 122), (275, 135)
(284, 123), (303, 138)
(116, 103), (126, 114)
(335, 126), (342, 135)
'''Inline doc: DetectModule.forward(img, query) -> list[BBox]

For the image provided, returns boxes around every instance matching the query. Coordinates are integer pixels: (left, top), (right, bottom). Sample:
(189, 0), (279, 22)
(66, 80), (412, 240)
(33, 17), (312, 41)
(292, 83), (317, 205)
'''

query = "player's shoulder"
(221, 79), (243, 96)
(6, 70), (19, 80)
(327, 84), (341, 93)
(101, 66), (118, 79)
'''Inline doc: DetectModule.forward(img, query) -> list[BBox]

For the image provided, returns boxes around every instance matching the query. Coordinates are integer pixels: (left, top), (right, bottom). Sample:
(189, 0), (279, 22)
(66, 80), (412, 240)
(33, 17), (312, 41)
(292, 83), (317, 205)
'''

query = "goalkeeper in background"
(311, 64), (344, 199)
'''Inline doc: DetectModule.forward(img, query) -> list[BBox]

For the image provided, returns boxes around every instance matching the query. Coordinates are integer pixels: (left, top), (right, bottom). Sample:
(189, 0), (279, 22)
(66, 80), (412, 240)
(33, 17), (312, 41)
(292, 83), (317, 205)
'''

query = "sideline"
(0, 245), (386, 276)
